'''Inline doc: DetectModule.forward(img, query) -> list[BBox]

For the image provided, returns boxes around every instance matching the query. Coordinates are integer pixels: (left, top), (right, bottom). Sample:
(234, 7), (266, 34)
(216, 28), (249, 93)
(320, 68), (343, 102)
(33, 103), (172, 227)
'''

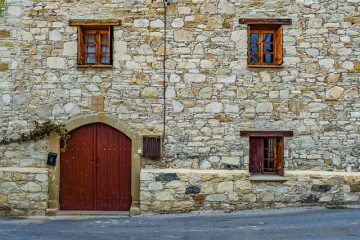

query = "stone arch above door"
(46, 113), (141, 215)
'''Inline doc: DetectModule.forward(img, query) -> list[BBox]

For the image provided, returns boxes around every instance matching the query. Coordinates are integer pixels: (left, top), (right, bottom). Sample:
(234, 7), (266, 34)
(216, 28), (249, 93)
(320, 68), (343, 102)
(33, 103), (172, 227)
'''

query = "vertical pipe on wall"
(162, 0), (168, 155)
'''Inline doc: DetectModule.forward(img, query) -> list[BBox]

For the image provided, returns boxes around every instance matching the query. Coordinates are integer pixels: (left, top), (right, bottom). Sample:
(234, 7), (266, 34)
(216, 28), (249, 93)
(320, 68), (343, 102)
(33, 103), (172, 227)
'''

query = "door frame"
(46, 113), (141, 215)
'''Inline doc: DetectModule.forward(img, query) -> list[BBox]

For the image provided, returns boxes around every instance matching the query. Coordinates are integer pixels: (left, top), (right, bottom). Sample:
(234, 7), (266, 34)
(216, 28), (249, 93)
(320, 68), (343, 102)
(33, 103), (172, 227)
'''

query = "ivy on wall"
(0, 0), (5, 16)
(0, 121), (70, 147)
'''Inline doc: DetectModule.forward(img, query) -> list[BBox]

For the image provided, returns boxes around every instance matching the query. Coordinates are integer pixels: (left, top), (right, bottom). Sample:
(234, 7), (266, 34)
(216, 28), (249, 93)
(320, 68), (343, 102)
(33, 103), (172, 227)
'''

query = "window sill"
(247, 64), (284, 68)
(249, 175), (287, 182)
(77, 65), (113, 68)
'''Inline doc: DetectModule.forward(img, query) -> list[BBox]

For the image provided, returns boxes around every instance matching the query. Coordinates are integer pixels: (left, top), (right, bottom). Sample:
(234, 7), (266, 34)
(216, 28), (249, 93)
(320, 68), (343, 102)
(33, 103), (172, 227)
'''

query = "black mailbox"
(47, 152), (57, 166)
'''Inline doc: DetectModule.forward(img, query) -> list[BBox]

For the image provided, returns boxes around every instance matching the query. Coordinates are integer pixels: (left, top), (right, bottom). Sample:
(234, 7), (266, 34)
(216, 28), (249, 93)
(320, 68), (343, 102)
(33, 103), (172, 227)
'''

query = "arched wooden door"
(60, 123), (132, 211)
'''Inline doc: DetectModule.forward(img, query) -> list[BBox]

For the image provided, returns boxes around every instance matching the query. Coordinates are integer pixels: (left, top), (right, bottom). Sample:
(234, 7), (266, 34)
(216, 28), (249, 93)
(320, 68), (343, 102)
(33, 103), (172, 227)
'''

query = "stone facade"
(140, 169), (360, 213)
(0, 141), (48, 215)
(0, 0), (359, 215)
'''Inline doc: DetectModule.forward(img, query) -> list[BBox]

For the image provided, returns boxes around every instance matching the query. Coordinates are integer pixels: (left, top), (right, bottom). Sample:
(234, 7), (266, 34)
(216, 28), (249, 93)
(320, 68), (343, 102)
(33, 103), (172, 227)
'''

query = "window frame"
(247, 25), (283, 66)
(69, 19), (121, 68)
(239, 18), (291, 67)
(240, 131), (293, 176)
(77, 26), (113, 67)
(249, 137), (284, 175)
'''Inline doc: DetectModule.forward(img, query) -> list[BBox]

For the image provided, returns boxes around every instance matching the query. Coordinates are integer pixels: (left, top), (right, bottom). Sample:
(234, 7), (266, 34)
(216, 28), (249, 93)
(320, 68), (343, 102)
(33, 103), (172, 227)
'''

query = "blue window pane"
(263, 34), (273, 42)
(86, 44), (96, 53)
(250, 54), (259, 63)
(101, 55), (109, 64)
(85, 34), (96, 42)
(101, 44), (109, 53)
(85, 54), (96, 64)
(264, 44), (273, 53)
(250, 33), (259, 42)
(264, 54), (273, 63)
(250, 44), (258, 52)
(101, 34), (109, 42)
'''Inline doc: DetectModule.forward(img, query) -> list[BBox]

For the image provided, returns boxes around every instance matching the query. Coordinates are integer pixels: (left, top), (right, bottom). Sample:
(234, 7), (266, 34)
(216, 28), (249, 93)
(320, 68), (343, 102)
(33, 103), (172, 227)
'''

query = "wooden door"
(60, 123), (132, 211)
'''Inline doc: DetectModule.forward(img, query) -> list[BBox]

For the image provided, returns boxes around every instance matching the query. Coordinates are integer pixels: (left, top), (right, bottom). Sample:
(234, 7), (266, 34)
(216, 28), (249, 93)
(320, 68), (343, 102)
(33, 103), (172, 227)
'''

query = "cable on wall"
(162, 0), (169, 155)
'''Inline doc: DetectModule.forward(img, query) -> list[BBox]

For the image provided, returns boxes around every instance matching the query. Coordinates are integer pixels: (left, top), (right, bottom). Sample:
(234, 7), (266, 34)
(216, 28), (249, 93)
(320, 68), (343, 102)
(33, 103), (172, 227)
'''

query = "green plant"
(0, 121), (70, 148)
(0, 0), (5, 16)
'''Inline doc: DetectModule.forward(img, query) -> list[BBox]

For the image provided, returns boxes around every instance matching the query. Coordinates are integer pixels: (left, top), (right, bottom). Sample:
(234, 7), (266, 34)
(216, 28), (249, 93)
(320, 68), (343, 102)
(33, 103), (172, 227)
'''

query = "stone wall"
(140, 169), (360, 213)
(0, 0), (358, 171)
(0, 0), (359, 215)
(0, 141), (49, 215)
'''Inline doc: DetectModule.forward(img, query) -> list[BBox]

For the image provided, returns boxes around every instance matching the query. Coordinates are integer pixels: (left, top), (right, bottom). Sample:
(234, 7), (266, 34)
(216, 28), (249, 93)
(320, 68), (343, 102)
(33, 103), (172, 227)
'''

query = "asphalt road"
(0, 207), (359, 240)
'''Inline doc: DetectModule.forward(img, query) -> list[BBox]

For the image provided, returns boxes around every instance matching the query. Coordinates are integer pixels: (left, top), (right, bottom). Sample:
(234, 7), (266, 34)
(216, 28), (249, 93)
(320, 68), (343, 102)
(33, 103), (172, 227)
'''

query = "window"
(239, 18), (292, 67)
(249, 137), (284, 175)
(77, 26), (112, 66)
(69, 19), (121, 67)
(248, 25), (283, 66)
(143, 136), (162, 159)
(240, 131), (293, 176)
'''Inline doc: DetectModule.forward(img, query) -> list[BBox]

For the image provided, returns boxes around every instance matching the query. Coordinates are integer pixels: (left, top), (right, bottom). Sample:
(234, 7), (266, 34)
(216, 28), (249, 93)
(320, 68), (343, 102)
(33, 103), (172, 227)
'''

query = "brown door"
(60, 123), (132, 211)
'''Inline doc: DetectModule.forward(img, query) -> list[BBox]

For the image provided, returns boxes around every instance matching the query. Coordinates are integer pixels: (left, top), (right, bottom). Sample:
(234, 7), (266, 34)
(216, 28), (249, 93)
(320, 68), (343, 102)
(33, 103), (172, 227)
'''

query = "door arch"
(60, 123), (132, 211)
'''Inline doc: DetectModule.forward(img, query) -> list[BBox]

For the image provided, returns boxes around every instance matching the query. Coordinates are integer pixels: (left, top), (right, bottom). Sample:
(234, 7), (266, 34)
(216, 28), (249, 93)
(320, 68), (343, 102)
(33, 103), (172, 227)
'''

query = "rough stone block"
(311, 185), (332, 193)
(155, 173), (180, 182)
(0, 62), (8, 71)
(185, 186), (201, 194)
(174, 30), (194, 42)
(350, 184), (360, 192)
(47, 57), (66, 69)
(0, 30), (11, 38)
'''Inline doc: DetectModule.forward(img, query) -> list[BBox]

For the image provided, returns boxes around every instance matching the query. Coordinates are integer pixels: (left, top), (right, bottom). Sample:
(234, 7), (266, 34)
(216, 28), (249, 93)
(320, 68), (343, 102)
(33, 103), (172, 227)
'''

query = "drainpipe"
(162, 0), (169, 154)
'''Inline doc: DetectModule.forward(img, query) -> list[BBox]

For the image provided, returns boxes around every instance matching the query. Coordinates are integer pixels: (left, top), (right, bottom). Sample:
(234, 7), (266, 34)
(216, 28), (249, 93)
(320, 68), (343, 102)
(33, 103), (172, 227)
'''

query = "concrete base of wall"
(140, 169), (360, 213)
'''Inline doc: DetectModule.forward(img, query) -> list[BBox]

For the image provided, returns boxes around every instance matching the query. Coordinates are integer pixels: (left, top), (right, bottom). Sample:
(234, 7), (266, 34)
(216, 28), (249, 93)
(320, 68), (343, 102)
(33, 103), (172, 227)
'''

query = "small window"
(248, 25), (283, 66)
(143, 136), (162, 159)
(240, 130), (293, 176)
(249, 137), (284, 175)
(77, 26), (112, 66)
(239, 18), (291, 67)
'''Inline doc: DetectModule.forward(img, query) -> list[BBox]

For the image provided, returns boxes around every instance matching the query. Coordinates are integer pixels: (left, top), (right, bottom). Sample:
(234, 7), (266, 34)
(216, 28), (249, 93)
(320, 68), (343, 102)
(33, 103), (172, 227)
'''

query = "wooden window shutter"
(275, 138), (284, 176)
(247, 25), (251, 65)
(77, 26), (85, 65)
(249, 138), (264, 174)
(108, 26), (112, 64)
(274, 26), (283, 65)
(143, 136), (161, 159)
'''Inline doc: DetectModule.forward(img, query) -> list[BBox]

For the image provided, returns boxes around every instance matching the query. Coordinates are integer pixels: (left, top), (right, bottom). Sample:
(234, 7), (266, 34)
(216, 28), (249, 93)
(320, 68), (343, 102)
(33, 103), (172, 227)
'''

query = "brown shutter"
(247, 25), (251, 65)
(275, 138), (284, 176)
(77, 26), (85, 65)
(143, 136), (161, 159)
(249, 138), (264, 174)
(109, 26), (112, 64)
(274, 26), (283, 65)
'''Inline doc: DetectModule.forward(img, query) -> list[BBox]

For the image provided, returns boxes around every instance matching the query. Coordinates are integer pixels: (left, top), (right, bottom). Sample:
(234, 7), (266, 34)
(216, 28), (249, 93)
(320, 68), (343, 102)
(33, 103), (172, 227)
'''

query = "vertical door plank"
(60, 124), (95, 210)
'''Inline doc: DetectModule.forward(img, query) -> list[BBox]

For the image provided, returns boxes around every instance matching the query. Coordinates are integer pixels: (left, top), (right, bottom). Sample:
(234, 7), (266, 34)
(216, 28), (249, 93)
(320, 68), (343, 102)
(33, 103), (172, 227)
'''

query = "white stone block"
(62, 42), (77, 56)
(205, 102), (223, 113)
(218, 0), (235, 14)
(172, 100), (184, 112)
(256, 102), (273, 113)
(184, 73), (206, 83)
(49, 30), (62, 41)
(134, 19), (149, 28)
(150, 19), (164, 28)
(47, 57), (66, 69)
(218, 75), (236, 85)
(171, 18), (184, 28)
(319, 58), (335, 68)
(224, 104), (239, 113)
